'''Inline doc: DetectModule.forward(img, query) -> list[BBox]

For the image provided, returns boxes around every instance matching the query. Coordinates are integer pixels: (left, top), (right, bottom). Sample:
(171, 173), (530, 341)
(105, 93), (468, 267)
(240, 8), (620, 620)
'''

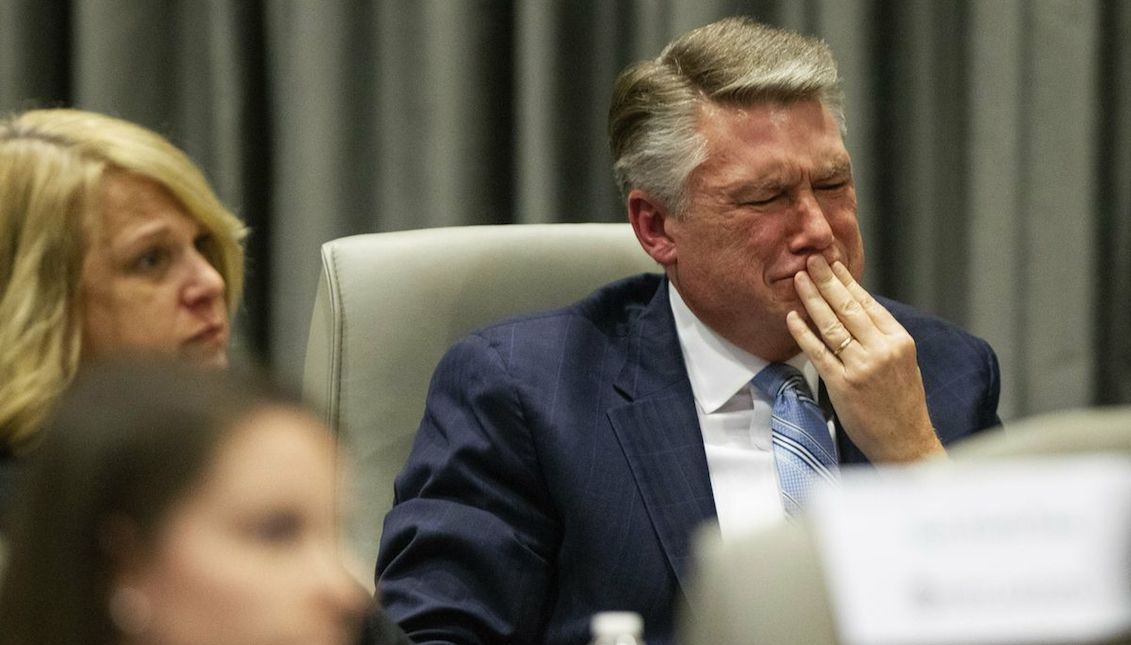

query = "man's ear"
(627, 189), (677, 267)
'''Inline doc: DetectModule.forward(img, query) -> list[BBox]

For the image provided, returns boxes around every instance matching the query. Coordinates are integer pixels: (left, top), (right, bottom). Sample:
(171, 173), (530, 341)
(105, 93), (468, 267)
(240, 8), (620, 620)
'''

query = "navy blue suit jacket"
(376, 274), (1001, 645)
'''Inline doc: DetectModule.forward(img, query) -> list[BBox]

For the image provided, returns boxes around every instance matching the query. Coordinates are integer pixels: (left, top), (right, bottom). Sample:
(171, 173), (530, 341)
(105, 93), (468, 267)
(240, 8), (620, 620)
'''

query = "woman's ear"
(99, 514), (147, 575)
(627, 189), (678, 266)
(99, 515), (155, 635)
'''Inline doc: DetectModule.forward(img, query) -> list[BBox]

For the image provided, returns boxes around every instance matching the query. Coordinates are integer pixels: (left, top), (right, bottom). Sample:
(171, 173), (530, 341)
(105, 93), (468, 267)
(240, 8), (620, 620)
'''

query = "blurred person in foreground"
(0, 357), (410, 645)
(375, 16), (1001, 645)
(0, 108), (245, 517)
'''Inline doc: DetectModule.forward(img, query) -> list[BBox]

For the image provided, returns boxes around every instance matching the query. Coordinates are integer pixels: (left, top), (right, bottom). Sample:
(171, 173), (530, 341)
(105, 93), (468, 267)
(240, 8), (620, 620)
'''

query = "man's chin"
(767, 284), (804, 316)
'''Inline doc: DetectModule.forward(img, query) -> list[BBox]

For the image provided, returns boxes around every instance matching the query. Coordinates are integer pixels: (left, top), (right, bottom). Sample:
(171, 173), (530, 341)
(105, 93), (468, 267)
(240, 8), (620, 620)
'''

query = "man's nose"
(788, 189), (835, 254)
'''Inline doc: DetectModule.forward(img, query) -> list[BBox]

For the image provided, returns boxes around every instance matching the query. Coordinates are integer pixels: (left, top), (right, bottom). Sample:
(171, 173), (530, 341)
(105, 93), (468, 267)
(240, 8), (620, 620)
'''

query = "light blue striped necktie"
(751, 363), (839, 516)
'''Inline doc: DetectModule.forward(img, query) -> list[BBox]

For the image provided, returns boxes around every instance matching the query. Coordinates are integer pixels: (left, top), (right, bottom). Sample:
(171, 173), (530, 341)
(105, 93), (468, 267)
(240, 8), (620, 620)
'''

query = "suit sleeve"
(977, 336), (1003, 431)
(375, 333), (560, 645)
(358, 603), (415, 645)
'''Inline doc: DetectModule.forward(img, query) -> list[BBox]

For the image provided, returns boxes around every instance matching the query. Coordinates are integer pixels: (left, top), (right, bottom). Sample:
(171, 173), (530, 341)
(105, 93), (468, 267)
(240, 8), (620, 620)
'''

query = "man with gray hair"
(376, 17), (1000, 645)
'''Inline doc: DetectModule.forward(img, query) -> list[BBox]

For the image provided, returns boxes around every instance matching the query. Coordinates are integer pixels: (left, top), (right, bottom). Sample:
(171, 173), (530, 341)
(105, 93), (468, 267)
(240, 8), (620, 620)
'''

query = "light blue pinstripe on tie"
(752, 363), (838, 516)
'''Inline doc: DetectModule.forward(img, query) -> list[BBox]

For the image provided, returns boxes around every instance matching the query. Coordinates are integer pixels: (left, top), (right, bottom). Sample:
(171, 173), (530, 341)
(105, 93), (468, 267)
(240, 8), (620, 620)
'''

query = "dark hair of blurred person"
(0, 357), (377, 645)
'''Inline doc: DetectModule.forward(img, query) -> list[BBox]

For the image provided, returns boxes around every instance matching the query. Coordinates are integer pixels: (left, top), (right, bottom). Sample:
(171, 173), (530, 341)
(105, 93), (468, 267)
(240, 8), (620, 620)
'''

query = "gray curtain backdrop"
(2, 0), (1128, 421)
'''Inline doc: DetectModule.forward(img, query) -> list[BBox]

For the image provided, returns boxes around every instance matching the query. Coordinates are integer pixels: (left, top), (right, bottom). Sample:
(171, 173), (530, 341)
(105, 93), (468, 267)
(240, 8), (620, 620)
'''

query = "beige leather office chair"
(303, 223), (659, 584)
(681, 406), (1131, 645)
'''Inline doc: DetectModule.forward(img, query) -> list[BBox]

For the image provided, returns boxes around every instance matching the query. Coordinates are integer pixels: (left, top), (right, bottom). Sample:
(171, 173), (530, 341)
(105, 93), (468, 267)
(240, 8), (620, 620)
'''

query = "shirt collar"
(668, 282), (819, 413)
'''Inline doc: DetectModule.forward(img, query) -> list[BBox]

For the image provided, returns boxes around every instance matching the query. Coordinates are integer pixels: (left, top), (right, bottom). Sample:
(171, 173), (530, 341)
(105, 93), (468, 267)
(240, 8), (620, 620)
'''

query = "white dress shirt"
(668, 284), (833, 541)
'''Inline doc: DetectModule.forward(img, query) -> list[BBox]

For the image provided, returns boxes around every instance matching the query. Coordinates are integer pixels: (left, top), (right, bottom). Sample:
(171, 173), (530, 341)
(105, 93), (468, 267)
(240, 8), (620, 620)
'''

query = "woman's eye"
(250, 512), (302, 545)
(132, 248), (169, 272)
(193, 233), (213, 254)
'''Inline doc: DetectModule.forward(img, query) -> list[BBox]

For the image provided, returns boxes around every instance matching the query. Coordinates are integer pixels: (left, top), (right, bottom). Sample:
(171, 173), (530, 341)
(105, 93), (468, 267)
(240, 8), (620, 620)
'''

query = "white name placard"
(811, 456), (1131, 645)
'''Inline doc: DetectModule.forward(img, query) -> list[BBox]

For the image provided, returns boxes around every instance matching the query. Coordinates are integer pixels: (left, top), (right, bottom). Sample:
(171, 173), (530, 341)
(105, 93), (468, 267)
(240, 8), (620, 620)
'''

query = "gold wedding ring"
(832, 336), (853, 356)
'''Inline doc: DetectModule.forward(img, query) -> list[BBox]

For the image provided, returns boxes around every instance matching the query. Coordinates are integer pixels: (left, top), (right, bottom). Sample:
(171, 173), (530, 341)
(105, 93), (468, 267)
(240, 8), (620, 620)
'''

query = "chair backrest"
(681, 406), (1131, 645)
(303, 223), (659, 580)
(947, 406), (1131, 460)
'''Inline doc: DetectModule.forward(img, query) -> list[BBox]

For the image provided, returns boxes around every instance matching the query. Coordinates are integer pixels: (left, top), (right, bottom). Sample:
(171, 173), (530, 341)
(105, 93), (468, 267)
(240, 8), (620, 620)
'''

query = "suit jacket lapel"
(607, 279), (718, 594)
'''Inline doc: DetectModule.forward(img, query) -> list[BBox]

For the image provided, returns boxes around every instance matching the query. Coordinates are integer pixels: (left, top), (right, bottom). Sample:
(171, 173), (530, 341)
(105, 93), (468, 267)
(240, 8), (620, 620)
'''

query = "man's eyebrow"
(744, 178), (788, 193)
(720, 173), (789, 198)
(815, 160), (853, 180)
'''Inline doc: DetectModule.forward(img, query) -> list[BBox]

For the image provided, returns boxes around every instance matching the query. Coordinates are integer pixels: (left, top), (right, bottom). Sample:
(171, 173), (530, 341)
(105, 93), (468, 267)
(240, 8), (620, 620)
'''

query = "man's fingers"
(805, 255), (882, 345)
(787, 310), (843, 375)
(794, 270), (855, 356)
(830, 261), (903, 335)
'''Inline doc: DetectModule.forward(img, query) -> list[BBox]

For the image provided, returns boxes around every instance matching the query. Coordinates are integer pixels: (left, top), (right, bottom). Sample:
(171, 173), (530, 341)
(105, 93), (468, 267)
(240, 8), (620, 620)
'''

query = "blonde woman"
(0, 109), (246, 513)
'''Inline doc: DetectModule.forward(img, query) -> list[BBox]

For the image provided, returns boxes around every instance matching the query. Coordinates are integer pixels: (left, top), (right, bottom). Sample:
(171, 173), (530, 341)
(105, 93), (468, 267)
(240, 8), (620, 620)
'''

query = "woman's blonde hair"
(0, 109), (247, 451)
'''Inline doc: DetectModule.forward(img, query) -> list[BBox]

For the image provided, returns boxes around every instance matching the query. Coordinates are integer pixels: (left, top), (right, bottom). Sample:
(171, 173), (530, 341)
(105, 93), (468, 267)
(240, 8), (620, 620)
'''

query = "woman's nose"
(312, 546), (370, 619)
(182, 251), (226, 308)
